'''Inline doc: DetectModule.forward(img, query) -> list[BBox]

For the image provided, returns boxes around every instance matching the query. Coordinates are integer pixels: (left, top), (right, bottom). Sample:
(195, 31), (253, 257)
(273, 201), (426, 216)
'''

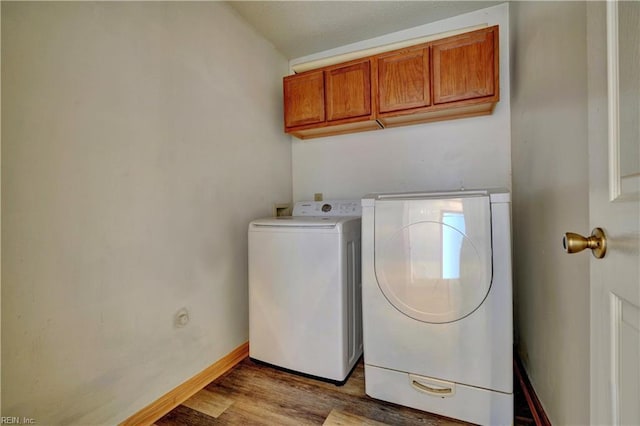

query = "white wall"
(510, 2), (590, 424)
(291, 4), (510, 201)
(1, 2), (291, 424)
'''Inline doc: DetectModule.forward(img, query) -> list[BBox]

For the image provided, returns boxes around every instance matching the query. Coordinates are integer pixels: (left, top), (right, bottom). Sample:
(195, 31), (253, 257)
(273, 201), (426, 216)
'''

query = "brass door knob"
(562, 228), (607, 259)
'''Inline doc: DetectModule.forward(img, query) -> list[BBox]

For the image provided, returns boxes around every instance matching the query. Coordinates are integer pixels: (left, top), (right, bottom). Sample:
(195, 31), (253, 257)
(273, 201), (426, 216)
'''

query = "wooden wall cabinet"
(284, 25), (499, 139)
(377, 25), (499, 128)
(377, 46), (431, 114)
(432, 27), (497, 105)
(284, 58), (380, 139)
(283, 70), (325, 128)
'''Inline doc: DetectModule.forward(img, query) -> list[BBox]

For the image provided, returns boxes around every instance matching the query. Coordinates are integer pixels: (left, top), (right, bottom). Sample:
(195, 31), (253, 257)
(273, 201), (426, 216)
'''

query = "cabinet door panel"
(432, 28), (496, 105)
(378, 47), (430, 113)
(325, 61), (371, 122)
(284, 70), (325, 128)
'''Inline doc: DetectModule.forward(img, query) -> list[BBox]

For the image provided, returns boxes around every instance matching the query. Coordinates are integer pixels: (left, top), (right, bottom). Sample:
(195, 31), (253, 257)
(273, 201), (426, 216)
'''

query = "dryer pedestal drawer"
(364, 364), (513, 426)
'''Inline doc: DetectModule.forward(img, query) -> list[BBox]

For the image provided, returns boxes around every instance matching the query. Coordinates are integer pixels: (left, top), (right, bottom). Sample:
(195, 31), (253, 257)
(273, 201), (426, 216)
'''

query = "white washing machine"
(248, 200), (363, 383)
(361, 190), (513, 425)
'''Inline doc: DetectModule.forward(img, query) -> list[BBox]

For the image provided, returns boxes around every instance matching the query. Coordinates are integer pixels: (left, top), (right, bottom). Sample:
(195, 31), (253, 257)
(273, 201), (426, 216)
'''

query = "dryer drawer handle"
(411, 380), (452, 396)
(409, 375), (456, 398)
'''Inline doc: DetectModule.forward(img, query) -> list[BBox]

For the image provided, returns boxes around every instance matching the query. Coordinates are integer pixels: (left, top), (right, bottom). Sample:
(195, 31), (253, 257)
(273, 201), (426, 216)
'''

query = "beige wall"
(510, 2), (590, 424)
(0, 0), (3, 413)
(291, 4), (511, 201)
(1, 2), (291, 424)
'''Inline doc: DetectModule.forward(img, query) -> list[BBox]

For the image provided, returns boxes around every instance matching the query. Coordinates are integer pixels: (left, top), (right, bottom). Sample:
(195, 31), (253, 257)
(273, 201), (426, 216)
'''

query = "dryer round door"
(374, 196), (493, 323)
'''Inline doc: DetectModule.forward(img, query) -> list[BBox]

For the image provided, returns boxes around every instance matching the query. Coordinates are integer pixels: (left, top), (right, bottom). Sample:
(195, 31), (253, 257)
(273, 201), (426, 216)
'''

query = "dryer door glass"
(374, 196), (492, 323)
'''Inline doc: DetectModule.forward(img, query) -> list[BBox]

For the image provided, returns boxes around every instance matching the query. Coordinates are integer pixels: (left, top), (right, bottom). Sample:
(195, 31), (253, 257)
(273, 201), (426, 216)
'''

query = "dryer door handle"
(409, 374), (456, 398)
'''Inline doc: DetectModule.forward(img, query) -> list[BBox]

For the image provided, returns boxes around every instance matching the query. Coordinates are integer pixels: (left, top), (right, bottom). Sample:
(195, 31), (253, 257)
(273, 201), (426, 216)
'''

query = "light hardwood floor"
(156, 357), (505, 425)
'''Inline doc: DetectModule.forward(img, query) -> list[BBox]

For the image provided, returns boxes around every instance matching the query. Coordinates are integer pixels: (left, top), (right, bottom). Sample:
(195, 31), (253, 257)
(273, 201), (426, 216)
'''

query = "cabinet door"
(283, 70), (325, 128)
(378, 47), (430, 113)
(431, 26), (498, 105)
(325, 60), (371, 122)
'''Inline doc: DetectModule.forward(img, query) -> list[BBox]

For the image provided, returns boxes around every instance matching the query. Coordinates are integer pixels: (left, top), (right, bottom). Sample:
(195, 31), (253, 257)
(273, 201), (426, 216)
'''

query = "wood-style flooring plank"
(322, 408), (390, 426)
(158, 358), (467, 426)
(182, 389), (234, 419)
(157, 404), (219, 425)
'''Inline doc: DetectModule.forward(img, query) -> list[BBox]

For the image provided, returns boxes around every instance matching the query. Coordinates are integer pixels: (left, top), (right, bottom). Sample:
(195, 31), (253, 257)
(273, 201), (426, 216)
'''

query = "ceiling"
(227, 1), (501, 59)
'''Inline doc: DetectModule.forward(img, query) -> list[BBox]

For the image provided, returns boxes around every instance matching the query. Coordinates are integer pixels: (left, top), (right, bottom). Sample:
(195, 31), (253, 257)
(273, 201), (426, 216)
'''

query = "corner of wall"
(509, 2), (590, 424)
(0, 0), (4, 414)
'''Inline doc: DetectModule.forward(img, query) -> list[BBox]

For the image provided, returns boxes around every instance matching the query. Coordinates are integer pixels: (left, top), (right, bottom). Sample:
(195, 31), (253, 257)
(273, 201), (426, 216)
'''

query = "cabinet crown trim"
(291, 24), (488, 74)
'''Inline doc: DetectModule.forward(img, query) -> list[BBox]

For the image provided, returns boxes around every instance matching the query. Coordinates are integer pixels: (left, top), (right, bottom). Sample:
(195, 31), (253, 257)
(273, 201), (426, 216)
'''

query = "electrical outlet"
(273, 203), (292, 217)
(174, 307), (190, 328)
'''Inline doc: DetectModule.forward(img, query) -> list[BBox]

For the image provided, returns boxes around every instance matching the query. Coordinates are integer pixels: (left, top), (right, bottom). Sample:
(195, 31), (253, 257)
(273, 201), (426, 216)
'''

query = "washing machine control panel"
(293, 200), (362, 217)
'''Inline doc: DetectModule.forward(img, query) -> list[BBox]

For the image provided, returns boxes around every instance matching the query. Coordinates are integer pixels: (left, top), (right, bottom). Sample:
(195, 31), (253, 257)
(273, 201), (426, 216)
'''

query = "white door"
(587, 2), (640, 424)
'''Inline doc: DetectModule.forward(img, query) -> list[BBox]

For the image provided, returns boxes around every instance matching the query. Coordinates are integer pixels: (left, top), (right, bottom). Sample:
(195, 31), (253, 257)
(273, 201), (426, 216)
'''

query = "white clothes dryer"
(361, 190), (513, 425)
(249, 200), (363, 384)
